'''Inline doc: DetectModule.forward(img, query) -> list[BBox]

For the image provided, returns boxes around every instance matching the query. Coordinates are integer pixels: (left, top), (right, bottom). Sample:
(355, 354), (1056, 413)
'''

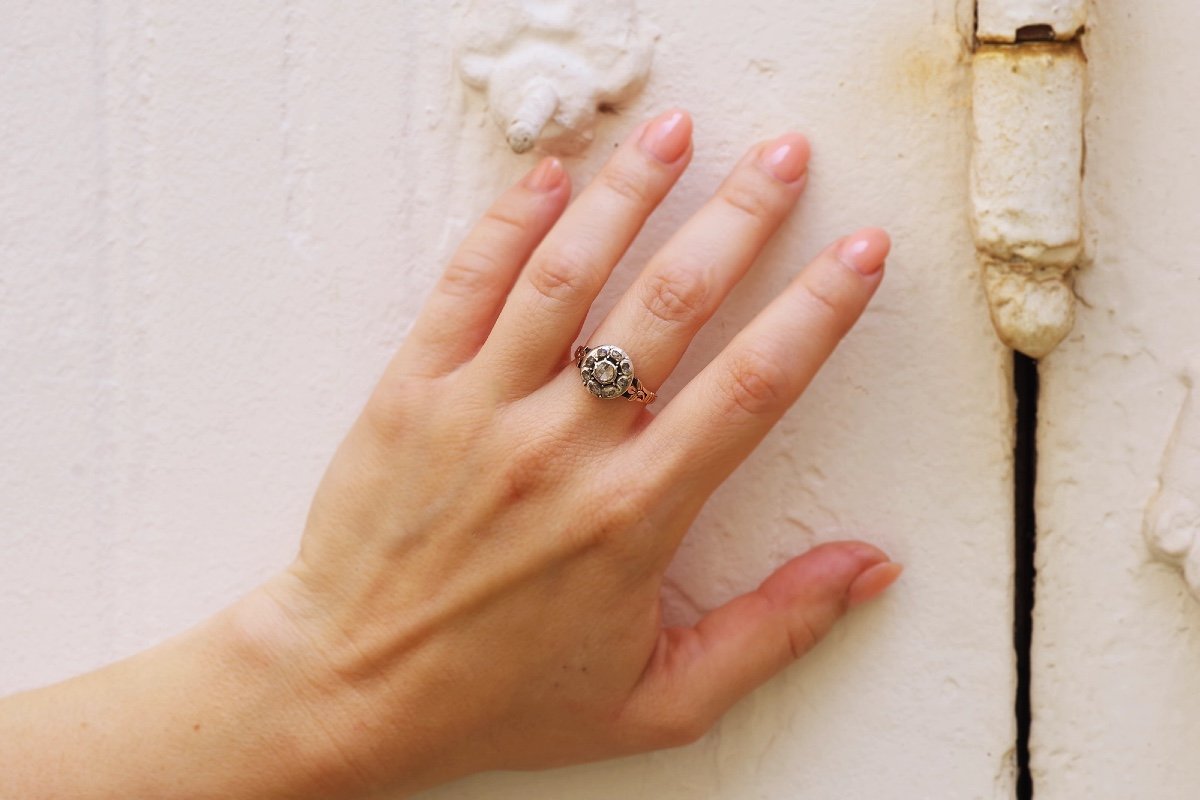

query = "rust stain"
(883, 27), (972, 110)
(974, 41), (1088, 68)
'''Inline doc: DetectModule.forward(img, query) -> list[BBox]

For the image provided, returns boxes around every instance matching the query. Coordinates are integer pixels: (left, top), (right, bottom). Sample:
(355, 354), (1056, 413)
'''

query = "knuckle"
(638, 264), (710, 328)
(718, 177), (781, 226)
(361, 374), (430, 445)
(648, 709), (712, 749)
(480, 206), (530, 236)
(499, 431), (567, 504)
(785, 611), (822, 661)
(795, 277), (841, 322)
(527, 243), (591, 308)
(602, 485), (653, 533)
(439, 248), (502, 298)
(717, 347), (788, 417)
(600, 162), (653, 206)
(572, 474), (659, 552)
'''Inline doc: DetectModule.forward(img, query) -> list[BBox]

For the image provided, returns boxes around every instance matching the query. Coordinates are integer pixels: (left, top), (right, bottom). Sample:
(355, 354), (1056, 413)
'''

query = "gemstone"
(616, 375), (632, 391)
(619, 359), (633, 375)
(594, 360), (617, 383)
(595, 347), (610, 360)
(600, 384), (621, 398)
(586, 380), (602, 395)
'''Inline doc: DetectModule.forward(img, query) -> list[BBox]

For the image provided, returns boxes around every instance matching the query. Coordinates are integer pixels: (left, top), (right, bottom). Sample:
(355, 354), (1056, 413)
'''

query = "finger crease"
(718, 187), (776, 227)
(483, 209), (531, 235)
(795, 279), (839, 319)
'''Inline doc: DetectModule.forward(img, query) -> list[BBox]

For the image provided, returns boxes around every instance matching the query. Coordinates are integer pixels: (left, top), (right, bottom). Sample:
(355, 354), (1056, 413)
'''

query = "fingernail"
(758, 133), (810, 183)
(524, 157), (565, 192)
(639, 110), (692, 164)
(836, 228), (890, 276)
(848, 562), (903, 609)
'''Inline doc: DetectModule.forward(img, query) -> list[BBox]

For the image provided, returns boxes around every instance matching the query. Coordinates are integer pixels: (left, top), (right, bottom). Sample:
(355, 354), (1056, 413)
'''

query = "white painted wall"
(1033, 1), (1200, 796)
(0, 2), (1017, 797)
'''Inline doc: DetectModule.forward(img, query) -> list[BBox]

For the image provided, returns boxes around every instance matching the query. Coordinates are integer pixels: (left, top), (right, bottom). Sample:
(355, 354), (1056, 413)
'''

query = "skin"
(0, 109), (900, 799)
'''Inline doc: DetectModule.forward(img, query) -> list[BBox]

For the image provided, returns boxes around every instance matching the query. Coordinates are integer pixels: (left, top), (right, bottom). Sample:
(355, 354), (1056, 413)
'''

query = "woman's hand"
(0, 109), (898, 800)
(238, 109), (899, 797)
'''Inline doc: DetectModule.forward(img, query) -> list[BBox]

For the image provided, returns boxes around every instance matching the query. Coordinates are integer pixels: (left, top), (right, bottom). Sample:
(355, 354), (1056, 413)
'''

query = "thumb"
(619, 541), (901, 749)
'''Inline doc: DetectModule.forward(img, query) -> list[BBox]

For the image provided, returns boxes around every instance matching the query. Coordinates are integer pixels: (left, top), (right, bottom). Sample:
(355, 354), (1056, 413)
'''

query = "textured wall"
(0, 2), (1016, 797)
(1032, 1), (1200, 796)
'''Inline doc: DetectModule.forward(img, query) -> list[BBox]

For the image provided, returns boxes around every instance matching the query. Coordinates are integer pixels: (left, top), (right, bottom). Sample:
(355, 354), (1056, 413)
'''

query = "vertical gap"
(1013, 353), (1038, 799)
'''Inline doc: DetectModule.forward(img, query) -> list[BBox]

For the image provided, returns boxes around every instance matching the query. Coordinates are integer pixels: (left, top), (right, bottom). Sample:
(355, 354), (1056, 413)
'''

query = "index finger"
(639, 228), (889, 512)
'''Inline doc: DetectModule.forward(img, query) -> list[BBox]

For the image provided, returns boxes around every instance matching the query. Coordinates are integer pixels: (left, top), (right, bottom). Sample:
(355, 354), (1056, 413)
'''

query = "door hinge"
(970, 0), (1088, 359)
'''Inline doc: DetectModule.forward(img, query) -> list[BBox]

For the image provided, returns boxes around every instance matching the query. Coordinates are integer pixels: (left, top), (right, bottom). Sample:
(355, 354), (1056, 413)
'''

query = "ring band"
(574, 344), (657, 405)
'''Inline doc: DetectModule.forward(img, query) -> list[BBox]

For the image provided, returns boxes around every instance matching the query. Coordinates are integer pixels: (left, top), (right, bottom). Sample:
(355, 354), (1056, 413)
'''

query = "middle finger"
(581, 132), (812, 406)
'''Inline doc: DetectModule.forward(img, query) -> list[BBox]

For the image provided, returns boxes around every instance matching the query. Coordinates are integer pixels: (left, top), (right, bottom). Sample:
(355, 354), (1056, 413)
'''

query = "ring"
(574, 344), (658, 405)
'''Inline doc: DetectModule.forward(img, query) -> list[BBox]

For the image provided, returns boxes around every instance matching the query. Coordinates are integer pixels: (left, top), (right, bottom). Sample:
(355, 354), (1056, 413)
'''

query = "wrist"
(0, 573), (389, 800)
(225, 569), (470, 798)
(217, 574), (385, 799)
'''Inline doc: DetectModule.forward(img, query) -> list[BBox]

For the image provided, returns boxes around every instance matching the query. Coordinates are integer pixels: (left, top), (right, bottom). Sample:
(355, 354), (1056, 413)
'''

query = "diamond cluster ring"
(574, 344), (657, 405)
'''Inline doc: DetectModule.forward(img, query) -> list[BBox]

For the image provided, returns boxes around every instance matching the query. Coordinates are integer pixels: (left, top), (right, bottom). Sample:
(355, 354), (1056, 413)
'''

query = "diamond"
(594, 360), (617, 383)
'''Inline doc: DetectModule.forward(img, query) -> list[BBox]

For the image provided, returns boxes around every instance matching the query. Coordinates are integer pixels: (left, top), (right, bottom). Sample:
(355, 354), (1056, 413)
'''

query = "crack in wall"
(1013, 353), (1039, 800)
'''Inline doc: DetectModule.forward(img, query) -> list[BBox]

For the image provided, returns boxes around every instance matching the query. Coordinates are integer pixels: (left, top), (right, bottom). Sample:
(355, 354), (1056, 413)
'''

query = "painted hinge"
(970, 0), (1088, 358)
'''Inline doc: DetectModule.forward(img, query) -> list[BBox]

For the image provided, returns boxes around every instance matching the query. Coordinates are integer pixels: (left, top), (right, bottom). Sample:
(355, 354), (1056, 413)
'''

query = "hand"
(248, 108), (900, 797)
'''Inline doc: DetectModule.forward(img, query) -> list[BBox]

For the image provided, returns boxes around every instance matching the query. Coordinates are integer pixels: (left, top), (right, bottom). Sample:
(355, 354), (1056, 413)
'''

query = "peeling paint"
(1144, 360), (1200, 599)
(457, 0), (655, 154)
